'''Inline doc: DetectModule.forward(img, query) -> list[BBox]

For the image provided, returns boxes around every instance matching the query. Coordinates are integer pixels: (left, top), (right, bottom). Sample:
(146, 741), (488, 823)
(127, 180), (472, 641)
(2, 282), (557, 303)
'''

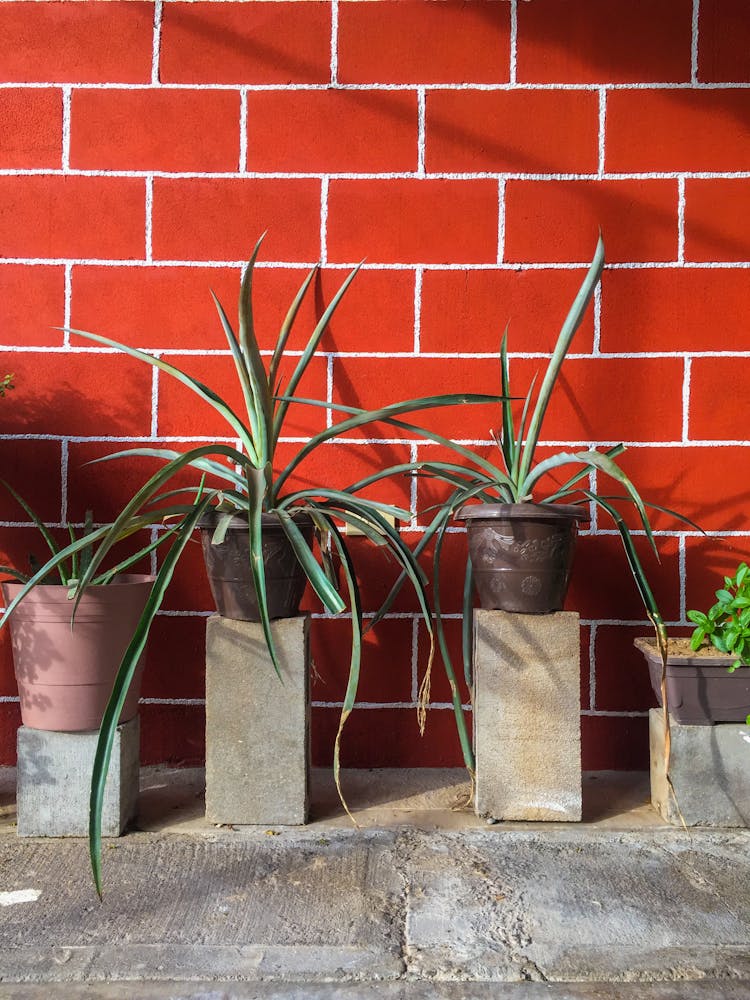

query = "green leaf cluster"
(687, 562), (750, 672)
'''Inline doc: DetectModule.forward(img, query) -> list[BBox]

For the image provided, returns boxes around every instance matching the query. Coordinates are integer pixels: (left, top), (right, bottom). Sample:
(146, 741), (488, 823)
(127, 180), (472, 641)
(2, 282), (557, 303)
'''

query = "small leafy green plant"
(687, 562), (750, 672)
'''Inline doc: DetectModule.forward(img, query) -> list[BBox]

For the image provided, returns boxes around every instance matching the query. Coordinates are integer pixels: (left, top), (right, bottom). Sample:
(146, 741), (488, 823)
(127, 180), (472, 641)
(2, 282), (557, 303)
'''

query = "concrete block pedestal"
(650, 708), (750, 826)
(16, 716), (140, 837)
(205, 614), (310, 826)
(473, 609), (581, 822)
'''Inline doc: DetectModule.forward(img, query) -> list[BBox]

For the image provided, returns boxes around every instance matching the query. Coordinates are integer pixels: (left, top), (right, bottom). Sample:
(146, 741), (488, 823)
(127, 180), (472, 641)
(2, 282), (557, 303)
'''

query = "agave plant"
(0, 236), (501, 895)
(360, 236), (697, 775)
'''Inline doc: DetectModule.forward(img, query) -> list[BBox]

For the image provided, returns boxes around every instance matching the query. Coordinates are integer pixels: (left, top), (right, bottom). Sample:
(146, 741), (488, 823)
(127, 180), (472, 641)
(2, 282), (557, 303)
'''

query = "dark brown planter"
(1, 574), (154, 733)
(635, 637), (750, 725)
(455, 502), (589, 614)
(199, 511), (313, 622)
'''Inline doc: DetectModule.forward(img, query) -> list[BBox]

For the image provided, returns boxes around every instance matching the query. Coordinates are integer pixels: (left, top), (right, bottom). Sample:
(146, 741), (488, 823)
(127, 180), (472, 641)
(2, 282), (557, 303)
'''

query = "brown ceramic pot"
(634, 637), (750, 725)
(455, 502), (589, 614)
(199, 511), (314, 622)
(2, 574), (154, 732)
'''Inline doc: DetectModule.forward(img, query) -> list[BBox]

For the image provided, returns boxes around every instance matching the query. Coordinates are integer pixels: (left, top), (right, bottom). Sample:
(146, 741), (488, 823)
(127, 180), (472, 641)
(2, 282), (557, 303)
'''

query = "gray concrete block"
(473, 609), (581, 822)
(650, 708), (750, 826)
(16, 717), (139, 837)
(205, 614), (309, 826)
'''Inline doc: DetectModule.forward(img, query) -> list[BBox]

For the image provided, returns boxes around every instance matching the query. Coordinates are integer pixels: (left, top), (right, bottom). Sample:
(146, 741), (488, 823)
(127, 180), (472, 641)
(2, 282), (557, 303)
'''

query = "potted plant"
(635, 561), (750, 725)
(3, 236), (498, 893)
(0, 489), (156, 732)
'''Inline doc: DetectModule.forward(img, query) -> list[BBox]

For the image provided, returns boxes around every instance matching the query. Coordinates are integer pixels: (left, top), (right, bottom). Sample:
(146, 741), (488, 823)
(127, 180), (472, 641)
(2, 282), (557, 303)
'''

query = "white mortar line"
(589, 622), (597, 711)
(677, 175), (686, 263)
(320, 176), (329, 264)
(5, 81), (750, 92)
(592, 283), (602, 355)
(152, 0), (163, 85)
(413, 267), (423, 353)
(691, 0), (700, 84)
(60, 439), (69, 523)
(63, 263), (72, 344)
(330, 0), (339, 85)
(409, 441), (419, 527)
(326, 354), (334, 430)
(61, 85), (71, 172)
(144, 176), (154, 262)
(597, 87), (606, 178)
(509, 0), (518, 85)
(497, 178), (506, 263)
(682, 356), (692, 443)
(150, 360), (160, 438)
(239, 87), (248, 173)
(417, 86), (426, 176)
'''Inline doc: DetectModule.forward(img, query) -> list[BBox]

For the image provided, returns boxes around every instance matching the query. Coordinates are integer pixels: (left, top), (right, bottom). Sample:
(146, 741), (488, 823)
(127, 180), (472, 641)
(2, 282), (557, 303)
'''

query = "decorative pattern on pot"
(456, 503), (589, 615)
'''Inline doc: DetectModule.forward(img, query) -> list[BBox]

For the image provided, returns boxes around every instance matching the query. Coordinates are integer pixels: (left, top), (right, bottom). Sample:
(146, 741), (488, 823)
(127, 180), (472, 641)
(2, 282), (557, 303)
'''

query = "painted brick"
(420, 267), (595, 354)
(140, 703), (205, 766)
(504, 180), (678, 264)
(70, 89), (241, 172)
(338, 0), (510, 85)
(331, 355), (503, 440)
(508, 356), (683, 443)
(566, 534), (681, 623)
(0, 265), (65, 347)
(160, 2), (330, 85)
(0, 704), (21, 765)
(607, 89), (750, 172)
(0, 88), (61, 169)
(601, 267), (750, 353)
(0, 2), (153, 84)
(247, 89), (418, 173)
(141, 616), (205, 700)
(581, 715), (649, 770)
(0, 526), (70, 591)
(685, 535), (750, 615)
(0, 176), (145, 260)
(0, 439), (62, 523)
(156, 352), (328, 439)
(0, 349), (152, 437)
(312, 705), (468, 767)
(151, 178), (321, 262)
(159, 539), (215, 615)
(614, 446), (750, 534)
(698, 0), (750, 83)
(310, 617), (413, 704)
(516, 0), (691, 84)
(328, 179), (499, 265)
(689, 357), (747, 441)
(594, 625), (660, 713)
(426, 89), (598, 174)
(684, 179), (750, 262)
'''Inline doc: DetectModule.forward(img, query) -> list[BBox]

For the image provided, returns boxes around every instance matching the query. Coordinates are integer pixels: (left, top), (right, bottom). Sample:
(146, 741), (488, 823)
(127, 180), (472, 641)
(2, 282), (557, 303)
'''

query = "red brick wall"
(1, 0), (748, 770)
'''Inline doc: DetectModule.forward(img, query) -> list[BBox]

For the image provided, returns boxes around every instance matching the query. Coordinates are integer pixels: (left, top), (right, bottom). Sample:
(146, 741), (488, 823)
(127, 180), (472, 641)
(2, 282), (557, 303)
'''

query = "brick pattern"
(1, 0), (749, 769)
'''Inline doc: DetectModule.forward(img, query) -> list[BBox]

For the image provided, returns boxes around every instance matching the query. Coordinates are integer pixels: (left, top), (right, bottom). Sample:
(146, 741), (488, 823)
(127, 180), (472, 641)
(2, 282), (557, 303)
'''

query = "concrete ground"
(0, 768), (748, 999)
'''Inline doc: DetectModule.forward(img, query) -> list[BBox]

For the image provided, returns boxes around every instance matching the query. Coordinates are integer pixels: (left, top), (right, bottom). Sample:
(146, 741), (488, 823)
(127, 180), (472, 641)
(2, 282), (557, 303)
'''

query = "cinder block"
(17, 717), (139, 837)
(474, 609), (581, 822)
(650, 709), (750, 827)
(205, 614), (309, 826)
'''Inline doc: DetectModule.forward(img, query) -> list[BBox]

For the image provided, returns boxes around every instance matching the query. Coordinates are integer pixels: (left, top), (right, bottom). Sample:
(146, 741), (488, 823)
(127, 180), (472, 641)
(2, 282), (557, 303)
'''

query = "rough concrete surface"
(474, 610), (581, 822)
(206, 616), (309, 826)
(16, 718), (139, 837)
(650, 709), (750, 827)
(0, 826), (748, 991)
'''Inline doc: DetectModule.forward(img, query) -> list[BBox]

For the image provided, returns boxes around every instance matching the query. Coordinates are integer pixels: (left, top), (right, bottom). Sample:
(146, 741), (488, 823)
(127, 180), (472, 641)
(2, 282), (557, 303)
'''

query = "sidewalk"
(0, 769), (748, 999)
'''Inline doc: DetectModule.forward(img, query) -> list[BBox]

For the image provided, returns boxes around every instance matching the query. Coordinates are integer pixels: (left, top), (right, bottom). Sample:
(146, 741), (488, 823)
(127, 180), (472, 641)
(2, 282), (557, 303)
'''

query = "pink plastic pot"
(2, 574), (154, 732)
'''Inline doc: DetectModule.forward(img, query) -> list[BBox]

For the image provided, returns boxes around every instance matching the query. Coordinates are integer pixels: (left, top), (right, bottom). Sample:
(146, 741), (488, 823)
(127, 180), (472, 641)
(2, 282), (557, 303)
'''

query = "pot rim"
(634, 636), (739, 667)
(1, 573), (155, 597)
(455, 502), (590, 523)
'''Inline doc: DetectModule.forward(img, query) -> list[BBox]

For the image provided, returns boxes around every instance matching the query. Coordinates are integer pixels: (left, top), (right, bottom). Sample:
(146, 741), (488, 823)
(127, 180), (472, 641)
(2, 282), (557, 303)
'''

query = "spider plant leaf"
(66, 329), (258, 464)
(593, 495), (704, 535)
(79, 510), (94, 580)
(238, 239), (273, 465)
(89, 494), (213, 897)
(322, 507), (390, 547)
(211, 290), (264, 462)
(90, 527), (177, 585)
(279, 489), (411, 525)
(0, 479), (66, 585)
(246, 465), (282, 679)
(276, 508), (345, 614)
(273, 264), (361, 446)
(86, 447), (249, 492)
(343, 460), (496, 500)
(210, 510), (236, 546)
(68, 525), (79, 584)
(0, 565), (29, 584)
(511, 372), (538, 488)
(499, 325), (515, 476)
(270, 266), (319, 389)
(544, 444), (625, 503)
(517, 236), (604, 487)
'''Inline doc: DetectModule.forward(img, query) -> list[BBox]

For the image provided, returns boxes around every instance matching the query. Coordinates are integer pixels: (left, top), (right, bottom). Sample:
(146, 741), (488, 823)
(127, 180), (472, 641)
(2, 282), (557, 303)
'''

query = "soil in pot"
(2, 574), (154, 732)
(199, 512), (314, 622)
(456, 503), (589, 614)
(635, 636), (750, 725)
